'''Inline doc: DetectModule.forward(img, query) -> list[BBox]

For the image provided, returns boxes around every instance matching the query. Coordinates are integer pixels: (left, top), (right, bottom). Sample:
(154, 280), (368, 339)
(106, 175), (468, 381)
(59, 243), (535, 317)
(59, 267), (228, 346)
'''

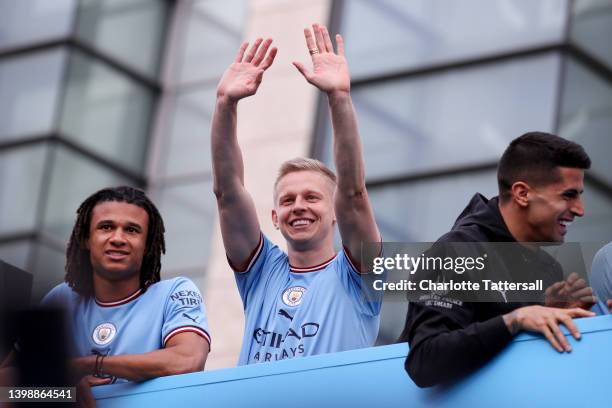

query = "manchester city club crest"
(92, 322), (117, 345)
(282, 286), (307, 307)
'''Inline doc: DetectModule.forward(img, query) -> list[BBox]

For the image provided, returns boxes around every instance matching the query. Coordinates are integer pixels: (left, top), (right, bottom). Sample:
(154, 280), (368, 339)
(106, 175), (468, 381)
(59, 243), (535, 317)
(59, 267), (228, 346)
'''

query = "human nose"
(292, 196), (307, 212)
(110, 229), (127, 245)
(571, 197), (585, 217)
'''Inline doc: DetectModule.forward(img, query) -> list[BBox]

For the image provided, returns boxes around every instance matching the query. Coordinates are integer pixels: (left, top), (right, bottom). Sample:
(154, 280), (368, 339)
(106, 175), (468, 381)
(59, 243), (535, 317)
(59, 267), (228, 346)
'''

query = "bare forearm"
(211, 97), (245, 200)
(74, 348), (205, 382)
(328, 91), (366, 195)
(211, 96), (261, 262)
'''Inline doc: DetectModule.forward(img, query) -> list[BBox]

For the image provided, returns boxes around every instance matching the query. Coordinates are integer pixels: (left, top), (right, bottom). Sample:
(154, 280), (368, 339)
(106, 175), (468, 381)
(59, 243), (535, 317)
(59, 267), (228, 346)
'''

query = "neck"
(287, 243), (336, 270)
(92, 272), (141, 302)
(498, 200), (533, 243)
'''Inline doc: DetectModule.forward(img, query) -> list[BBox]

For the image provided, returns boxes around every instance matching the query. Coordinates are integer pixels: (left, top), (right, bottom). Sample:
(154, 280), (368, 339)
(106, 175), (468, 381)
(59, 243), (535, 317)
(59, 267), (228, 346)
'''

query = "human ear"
(271, 209), (279, 229)
(511, 181), (530, 208)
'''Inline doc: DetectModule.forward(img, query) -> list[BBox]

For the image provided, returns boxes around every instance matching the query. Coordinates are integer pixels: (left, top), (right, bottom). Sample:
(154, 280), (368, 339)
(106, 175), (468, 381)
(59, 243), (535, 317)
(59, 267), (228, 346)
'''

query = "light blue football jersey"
(41, 277), (210, 383)
(234, 235), (382, 365)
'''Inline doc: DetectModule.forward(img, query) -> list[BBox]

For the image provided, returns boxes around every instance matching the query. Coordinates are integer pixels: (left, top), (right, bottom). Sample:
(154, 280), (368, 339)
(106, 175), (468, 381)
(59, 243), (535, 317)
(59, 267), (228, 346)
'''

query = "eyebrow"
(562, 188), (583, 195)
(125, 222), (143, 231)
(95, 220), (143, 231)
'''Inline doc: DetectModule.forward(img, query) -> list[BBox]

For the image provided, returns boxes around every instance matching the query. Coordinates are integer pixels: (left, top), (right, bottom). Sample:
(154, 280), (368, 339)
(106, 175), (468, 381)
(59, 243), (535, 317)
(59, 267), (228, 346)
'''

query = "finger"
(322, 25), (334, 53)
(572, 286), (594, 300)
(336, 34), (345, 56)
(235, 42), (249, 63)
(252, 38), (272, 66)
(568, 279), (587, 293)
(548, 319), (571, 351)
(558, 312), (581, 340)
(546, 281), (565, 295)
(259, 47), (277, 70)
(244, 38), (263, 63)
(540, 325), (563, 352)
(303, 28), (317, 53)
(578, 295), (598, 306)
(76, 379), (96, 408)
(292, 61), (313, 82)
(566, 272), (580, 286)
(87, 376), (112, 386)
(91, 378), (112, 386)
(312, 23), (327, 53)
(566, 307), (596, 318)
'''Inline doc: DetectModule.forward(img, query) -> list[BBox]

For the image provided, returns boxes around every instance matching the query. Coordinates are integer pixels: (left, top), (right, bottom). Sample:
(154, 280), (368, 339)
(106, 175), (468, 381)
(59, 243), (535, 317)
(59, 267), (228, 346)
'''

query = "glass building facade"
(314, 0), (612, 343)
(0, 0), (169, 299)
(0, 0), (610, 366)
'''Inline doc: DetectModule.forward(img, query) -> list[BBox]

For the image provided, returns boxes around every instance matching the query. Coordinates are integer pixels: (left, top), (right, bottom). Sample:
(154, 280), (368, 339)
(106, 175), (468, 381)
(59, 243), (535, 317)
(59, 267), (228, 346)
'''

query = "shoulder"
(437, 229), (483, 243)
(40, 282), (80, 308)
(593, 243), (612, 270)
(334, 250), (360, 273)
(234, 234), (286, 274)
(149, 276), (201, 296)
(260, 234), (286, 263)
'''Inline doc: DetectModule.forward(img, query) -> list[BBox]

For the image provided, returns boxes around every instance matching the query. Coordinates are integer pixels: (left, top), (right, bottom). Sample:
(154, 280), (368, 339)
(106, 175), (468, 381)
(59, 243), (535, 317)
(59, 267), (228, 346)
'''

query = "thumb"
(292, 61), (312, 82)
(89, 376), (112, 386)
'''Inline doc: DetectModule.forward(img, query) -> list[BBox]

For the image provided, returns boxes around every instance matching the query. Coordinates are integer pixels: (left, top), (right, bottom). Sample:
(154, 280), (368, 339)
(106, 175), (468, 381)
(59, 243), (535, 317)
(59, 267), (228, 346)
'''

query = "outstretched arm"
(293, 24), (379, 269)
(212, 39), (277, 269)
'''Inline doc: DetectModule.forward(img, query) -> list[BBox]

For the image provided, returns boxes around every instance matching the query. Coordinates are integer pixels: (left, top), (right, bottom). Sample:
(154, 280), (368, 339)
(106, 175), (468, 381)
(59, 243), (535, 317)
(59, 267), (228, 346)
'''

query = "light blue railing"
(93, 315), (612, 407)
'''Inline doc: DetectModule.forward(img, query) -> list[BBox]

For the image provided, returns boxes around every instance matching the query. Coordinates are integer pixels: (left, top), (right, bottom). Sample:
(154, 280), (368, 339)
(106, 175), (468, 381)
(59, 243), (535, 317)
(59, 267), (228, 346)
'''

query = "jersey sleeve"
(40, 283), (74, 309)
(336, 249), (384, 317)
(233, 234), (284, 308)
(161, 278), (211, 348)
(590, 243), (612, 315)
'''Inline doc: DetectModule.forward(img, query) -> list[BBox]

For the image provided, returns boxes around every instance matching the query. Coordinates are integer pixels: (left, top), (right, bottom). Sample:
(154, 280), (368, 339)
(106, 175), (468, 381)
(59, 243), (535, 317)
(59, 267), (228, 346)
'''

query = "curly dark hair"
(65, 186), (166, 297)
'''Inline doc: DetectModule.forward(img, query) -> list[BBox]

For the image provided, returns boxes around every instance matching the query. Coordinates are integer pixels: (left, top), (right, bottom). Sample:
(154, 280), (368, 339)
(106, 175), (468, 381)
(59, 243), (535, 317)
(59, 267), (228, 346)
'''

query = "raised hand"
(217, 38), (277, 102)
(293, 23), (350, 95)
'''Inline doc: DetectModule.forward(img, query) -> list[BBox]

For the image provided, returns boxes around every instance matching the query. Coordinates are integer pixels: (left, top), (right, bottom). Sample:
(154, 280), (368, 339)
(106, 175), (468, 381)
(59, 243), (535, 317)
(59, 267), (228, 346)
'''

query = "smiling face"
(524, 167), (585, 242)
(87, 201), (149, 282)
(272, 170), (336, 251)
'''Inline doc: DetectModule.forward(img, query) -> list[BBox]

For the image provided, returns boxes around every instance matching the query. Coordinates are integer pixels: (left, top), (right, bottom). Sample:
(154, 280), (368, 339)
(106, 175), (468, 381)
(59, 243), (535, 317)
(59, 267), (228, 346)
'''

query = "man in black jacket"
(400, 132), (596, 387)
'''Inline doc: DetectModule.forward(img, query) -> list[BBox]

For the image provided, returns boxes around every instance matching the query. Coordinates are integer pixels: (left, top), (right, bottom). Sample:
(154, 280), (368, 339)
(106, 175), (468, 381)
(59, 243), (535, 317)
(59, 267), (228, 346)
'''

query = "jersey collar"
(289, 254), (337, 273)
(95, 287), (143, 307)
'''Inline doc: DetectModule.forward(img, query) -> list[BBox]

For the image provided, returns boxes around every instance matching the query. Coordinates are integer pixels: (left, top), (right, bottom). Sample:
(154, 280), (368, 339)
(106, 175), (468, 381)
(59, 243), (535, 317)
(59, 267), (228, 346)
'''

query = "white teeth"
(292, 219), (311, 226)
(559, 220), (572, 227)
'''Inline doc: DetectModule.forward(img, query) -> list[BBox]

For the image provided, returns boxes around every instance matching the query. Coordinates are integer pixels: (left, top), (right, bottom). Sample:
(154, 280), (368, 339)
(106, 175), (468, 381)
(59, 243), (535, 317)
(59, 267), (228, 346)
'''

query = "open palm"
(217, 39), (277, 102)
(294, 24), (350, 94)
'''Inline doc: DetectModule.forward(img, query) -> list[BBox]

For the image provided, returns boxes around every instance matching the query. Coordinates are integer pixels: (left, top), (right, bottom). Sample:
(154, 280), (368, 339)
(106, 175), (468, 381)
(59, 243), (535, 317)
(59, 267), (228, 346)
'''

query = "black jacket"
(399, 194), (562, 387)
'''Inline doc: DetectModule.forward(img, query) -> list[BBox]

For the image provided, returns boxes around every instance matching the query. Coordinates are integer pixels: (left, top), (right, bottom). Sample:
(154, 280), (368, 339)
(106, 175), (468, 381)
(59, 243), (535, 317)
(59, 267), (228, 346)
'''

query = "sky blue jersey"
(234, 234), (382, 365)
(591, 242), (612, 315)
(41, 277), (210, 383)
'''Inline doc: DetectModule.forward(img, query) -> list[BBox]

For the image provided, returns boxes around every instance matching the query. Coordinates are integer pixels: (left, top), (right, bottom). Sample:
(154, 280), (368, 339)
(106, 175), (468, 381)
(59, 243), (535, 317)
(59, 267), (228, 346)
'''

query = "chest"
(70, 299), (164, 356)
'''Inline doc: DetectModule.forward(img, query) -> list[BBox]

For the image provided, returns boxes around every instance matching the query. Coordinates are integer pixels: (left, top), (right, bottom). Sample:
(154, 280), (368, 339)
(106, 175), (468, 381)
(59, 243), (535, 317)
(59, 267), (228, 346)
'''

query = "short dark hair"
(65, 186), (166, 297)
(497, 132), (591, 202)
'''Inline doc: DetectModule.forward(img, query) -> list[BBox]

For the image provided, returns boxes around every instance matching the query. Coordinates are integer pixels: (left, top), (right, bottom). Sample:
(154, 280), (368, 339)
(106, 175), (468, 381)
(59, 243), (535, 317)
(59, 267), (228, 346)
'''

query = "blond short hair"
(273, 158), (336, 200)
